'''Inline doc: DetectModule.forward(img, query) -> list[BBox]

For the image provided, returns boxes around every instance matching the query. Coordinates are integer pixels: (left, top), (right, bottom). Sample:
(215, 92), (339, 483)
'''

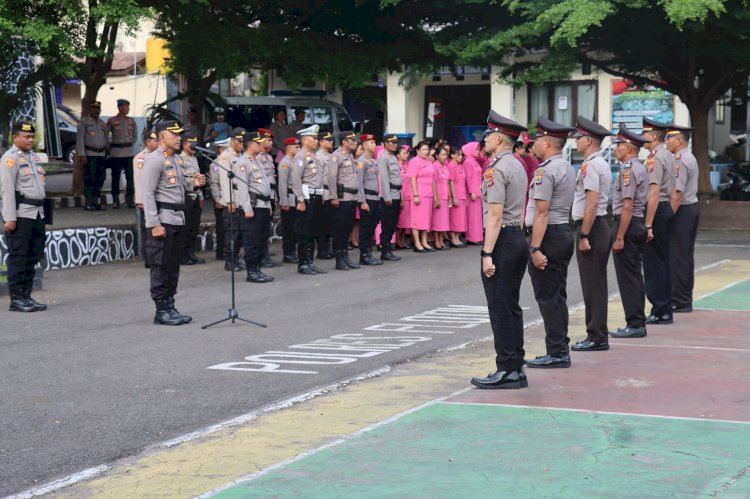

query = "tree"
(430, 0), (750, 193)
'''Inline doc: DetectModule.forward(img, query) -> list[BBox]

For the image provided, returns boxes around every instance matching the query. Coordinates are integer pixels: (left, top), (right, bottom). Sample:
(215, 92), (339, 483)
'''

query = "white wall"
(82, 73), (167, 118)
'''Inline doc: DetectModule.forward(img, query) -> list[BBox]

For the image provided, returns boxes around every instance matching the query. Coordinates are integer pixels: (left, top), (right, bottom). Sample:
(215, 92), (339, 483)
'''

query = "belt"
(388, 184), (402, 191)
(337, 185), (359, 194)
(253, 193), (272, 202)
(364, 188), (379, 196)
(156, 201), (186, 211)
(15, 193), (44, 207)
(573, 215), (607, 226)
(501, 225), (522, 232)
(85, 147), (104, 153)
(287, 188), (295, 195)
(308, 188), (324, 195)
(525, 223), (569, 235)
(111, 142), (132, 148)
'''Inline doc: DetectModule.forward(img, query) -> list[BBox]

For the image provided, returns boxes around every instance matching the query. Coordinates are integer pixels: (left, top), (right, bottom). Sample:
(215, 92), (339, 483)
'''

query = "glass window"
(528, 80), (598, 124)
(290, 107), (311, 126)
(336, 110), (353, 132)
(530, 86), (549, 123)
(577, 83), (596, 120)
(554, 84), (573, 125)
(313, 107), (333, 132)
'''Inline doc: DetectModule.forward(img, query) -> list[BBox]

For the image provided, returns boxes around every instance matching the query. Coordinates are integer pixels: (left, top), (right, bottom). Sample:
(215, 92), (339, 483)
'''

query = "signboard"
(611, 80), (674, 133)
(433, 66), (491, 77)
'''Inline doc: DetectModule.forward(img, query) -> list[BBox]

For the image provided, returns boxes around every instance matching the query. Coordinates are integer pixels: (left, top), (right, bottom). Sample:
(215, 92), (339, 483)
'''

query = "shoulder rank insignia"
(622, 170), (632, 187)
(137, 158), (144, 169)
(5, 158), (14, 168)
(580, 162), (588, 179)
(675, 163), (681, 177)
(646, 158), (655, 173)
(534, 168), (545, 185)
(484, 168), (495, 187)
(281, 162), (287, 170)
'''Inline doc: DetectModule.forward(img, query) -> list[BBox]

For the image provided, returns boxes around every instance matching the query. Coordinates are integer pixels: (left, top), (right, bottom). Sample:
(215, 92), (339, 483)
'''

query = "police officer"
(217, 128), (247, 272)
(208, 137), (230, 261)
(106, 98), (137, 208)
(470, 112), (529, 389)
(269, 110), (294, 158)
(1, 120), (47, 312)
(278, 137), (300, 263)
(142, 121), (206, 325)
(134, 130), (159, 267)
(315, 131), (335, 260)
(236, 131), (275, 283)
(524, 116), (576, 369)
(357, 134), (383, 266)
(642, 117), (676, 324)
(609, 125), (650, 339)
(378, 134), (403, 262)
(291, 124), (327, 275)
(666, 124), (699, 313)
(328, 132), (361, 270)
(256, 128), (281, 268)
(179, 136), (206, 265)
(76, 101), (109, 211)
(570, 116), (612, 351)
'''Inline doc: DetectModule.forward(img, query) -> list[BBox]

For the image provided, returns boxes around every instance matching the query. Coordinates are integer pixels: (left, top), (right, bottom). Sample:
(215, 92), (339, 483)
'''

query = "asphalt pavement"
(0, 233), (748, 496)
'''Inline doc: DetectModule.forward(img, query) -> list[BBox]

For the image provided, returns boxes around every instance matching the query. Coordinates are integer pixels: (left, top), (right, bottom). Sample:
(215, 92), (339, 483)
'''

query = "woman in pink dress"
(463, 142), (484, 244)
(431, 146), (451, 250)
(408, 141), (437, 252)
(396, 145), (412, 249)
(447, 146), (467, 247)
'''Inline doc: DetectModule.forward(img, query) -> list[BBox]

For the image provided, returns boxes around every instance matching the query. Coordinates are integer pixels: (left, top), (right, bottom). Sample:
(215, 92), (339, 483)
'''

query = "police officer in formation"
(570, 116), (612, 351)
(278, 137), (300, 263)
(666, 124), (700, 313)
(470, 112), (529, 389)
(1, 120), (48, 312)
(208, 136), (230, 261)
(357, 134), (383, 266)
(328, 132), (361, 271)
(256, 128), (281, 268)
(179, 136), (206, 265)
(216, 128), (247, 272)
(315, 131), (335, 260)
(141, 121), (206, 325)
(641, 117), (676, 324)
(106, 98), (137, 209)
(134, 130), (159, 266)
(76, 100), (109, 211)
(378, 134), (403, 262)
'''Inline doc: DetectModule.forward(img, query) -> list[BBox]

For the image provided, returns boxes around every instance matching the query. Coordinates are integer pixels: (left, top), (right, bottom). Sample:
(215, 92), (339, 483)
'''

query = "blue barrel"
(449, 126), (485, 147)
(394, 133), (415, 148)
(710, 171), (720, 191)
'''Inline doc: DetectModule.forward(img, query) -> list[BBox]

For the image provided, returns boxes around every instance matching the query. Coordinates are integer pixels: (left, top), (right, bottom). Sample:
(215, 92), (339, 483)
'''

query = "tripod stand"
(195, 147), (267, 330)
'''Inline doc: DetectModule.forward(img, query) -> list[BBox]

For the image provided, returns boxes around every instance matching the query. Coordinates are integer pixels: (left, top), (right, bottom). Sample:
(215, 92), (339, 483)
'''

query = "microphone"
(194, 145), (217, 157)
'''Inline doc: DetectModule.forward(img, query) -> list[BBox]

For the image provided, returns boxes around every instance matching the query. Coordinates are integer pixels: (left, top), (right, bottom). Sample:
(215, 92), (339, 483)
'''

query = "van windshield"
(226, 105), (284, 130)
(290, 107), (333, 133)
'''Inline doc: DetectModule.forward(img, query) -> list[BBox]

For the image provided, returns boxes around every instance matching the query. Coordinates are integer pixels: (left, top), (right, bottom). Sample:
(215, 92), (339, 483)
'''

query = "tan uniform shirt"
(133, 147), (149, 205)
(236, 154), (273, 214)
(571, 151), (611, 220)
(142, 147), (188, 228)
(0, 145), (46, 221)
(106, 115), (137, 158)
(613, 158), (648, 218)
(277, 155), (296, 207)
(315, 149), (332, 200)
(524, 153), (576, 226)
(646, 143), (675, 201)
(357, 154), (379, 202)
(257, 152), (277, 202)
(378, 150), (402, 202)
(328, 148), (359, 202)
(291, 148), (324, 202)
(217, 148), (244, 206)
(76, 116), (109, 157)
(481, 151), (526, 226)
(674, 147), (699, 205)
(179, 152), (202, 200)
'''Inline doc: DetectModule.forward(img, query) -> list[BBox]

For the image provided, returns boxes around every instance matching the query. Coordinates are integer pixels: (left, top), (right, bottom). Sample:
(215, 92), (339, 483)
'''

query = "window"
(336, 110), (354, 133)
(312, 107), (333, 133)
(528, 81), (598, 125)
(715, 99), (725, 124)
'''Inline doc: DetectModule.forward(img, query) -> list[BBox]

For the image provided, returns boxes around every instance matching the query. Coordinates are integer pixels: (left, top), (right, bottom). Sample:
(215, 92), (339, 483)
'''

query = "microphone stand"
(195, 147), (267, 330)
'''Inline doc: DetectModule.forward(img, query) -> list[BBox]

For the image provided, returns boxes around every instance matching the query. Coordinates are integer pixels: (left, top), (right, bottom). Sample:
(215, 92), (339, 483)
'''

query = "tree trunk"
(684, 101), (713, 194)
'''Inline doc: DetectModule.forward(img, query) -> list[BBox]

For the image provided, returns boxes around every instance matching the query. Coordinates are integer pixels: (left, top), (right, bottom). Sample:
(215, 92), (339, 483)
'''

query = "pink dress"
(431, 161), (451, 231)
(397, 159), (412, 229)
(463, 143), (483, 243)
(448, 159), (467, 233)
(408, 156), (435, 231)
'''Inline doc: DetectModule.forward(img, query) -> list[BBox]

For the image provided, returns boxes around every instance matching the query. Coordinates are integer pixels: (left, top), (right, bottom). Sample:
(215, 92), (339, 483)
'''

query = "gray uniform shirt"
(357, 154), (379, 202)
(106, 115), (137, 158)
(674, 147), (699, 205)
(257, 152), (277, 202)
(217, 149), (244, 206)
(524, 153), (575, 226)
(236, 154), (273, 213)
(134, 147), (149, 205)
(0, 145), (46, 221)
(179, 152), (202, 200)
(328, 148), (359, 202)
(76, 115), (109, 157)
(571, 151), (610, 220)
(646, 143), (675, 201)
(291, 148), (324, 203)
(613, 158), (648, 217)
(315, 149), (332, 200)
(142, 147), (188, 228)
(277, 155), (295, 207)
(378, 150), (402, 202)
(481, 151), (527, 227)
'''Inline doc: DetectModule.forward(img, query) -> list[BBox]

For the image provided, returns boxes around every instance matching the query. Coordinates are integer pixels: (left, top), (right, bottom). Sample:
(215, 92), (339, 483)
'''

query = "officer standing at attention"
(470, 112), (530, 389)
(315, 131), (335, 260)
(256, 128), (281, 268)
(570, 116), (613, 351)
(609, 125), (650, 339)
(105, 98), (137, 208)
(524, 116), (576, 369)
(1, 120), (48, 312)
(278, 137), (300, 263)
(208, 137), (229, 261)
(142, 121), (206, 325)
(642, 117), (676, 325)
(217, 128), (247, 272)
(357, 133), (383, 266)
(179, 136), (206, 265)
(134, 130), (159, 267)
(328, 132), (361, 271)
(76, 100), (109, 211)
(269, 110), (294, 159)
(666, 124), (699, 313)
(291, 124), (327, 275)
(378, 134), (403, 262)
(236, 131), (275, 283)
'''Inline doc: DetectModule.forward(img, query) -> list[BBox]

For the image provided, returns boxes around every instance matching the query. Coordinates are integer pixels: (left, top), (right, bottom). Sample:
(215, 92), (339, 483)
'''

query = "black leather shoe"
(181, 256), (197, 265)
(309, 263), (327, 274)
(471, 368), (528, 389)
(246, 270), (274, 283)
(297, 264), (317, 275)
(167, 297), (192, 324)
(95, 204), (107, 211)
(317, 250), (334, 260)
(26, 297), (47, 311)
(525, 353), (571, 368)
(646, 314), (673, 325)
(672, 305), (693, 313)
(283, 254), (299, 264)
(9, 298), (37, 312)
(571, 339), (609, 351)
(381, 252), (401, 262)
(261, 257), (282, 268)
(413, 248), (426, 253)
(112, 199), (121, 209)
(610, 326), (647, 338)
(224, 262), (243, 272)
(84, 204), (98, 211)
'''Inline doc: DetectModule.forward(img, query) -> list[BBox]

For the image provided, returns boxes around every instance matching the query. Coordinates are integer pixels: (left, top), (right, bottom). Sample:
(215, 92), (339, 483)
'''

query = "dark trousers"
(613, 216), (648, 328)
(145, 223), (185, 301)
(222, 207), (241, 262)
(295, 195), (324, 243)
(281, 206), (298, 256)
(183, 196), (202, 252)
(240, 207), (270, 269)
(213, 205), (225, 256)
(527, 224), (575, 356)
(83, 156), (107, 199)
(671, 203), (700, 308)
(109, 156), (134, 198)
(5, 215), (45, 297)
(359, 198), (381, 250)
(481, 228), (528, 371)
(261, 201), (275, 260)
(316, 202), (333, 252)
(136, 207), (147, 258)
(332, 201), (357, 251)
(644, 201), (673, 317)
(379, 199), (401, 249)
(575, 216), (612, 342)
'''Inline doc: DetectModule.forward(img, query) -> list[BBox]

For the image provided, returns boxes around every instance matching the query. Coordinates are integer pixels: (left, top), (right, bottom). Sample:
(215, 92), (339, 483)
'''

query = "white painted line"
(695, 258), (730, 271)
(610, 342), (750, 353)
(694, 275), (750, 302)
(697, 244), (750, 249)
(694, 307), (749, 312)
(5, 465), (110, 499)
(438, 401), (750, 426)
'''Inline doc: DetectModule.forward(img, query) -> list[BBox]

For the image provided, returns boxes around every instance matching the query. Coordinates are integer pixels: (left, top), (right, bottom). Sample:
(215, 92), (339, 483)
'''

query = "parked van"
(221, 96), (355, 146)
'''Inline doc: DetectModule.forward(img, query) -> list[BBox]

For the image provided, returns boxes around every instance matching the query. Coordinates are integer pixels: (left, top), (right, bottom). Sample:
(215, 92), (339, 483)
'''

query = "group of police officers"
(471, 111), (699, 389)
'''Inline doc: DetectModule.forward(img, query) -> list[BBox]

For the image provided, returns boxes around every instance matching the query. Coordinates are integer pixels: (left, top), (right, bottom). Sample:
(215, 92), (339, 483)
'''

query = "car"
(57, 105), (80, 164)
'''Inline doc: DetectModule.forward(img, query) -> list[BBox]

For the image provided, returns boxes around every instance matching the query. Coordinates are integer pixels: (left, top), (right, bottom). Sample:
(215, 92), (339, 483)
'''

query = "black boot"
(9, 289), (36, 312)
(335, 251), (350, 271)
(381, 242), (401, 262)
(317, 237), (334, 259)
(189, 248), (206, 264)
(343, 250), (360, 269)
(307, 243), (327, 274)
(112, 197), (121, 209)
(297, 244), (316, 275)
(154, 298), (184, 325)
(360, 247), (383, 266)
(261, 255), (282, 268)
(168, 296), (192, 324)
(84, 196), (97, 211)
(182, 250), (197, 265)
(23, 286), (47, 311)
(126, 194), (135, 209)
(283, 253), (299, 263)
(247, 264), (274, 283)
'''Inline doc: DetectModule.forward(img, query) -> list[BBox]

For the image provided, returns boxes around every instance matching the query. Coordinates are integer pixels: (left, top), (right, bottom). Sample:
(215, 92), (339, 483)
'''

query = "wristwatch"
(480, 250), (492, 257)
(578, 232), (589, 240)
(529, 245), (541, 254)
(646, 224), (653, 230)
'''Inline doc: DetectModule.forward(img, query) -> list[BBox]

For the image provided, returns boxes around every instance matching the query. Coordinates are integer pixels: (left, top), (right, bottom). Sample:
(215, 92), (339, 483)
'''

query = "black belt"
(364, 188), (378, 196)
(389, 184), (402, 191)
(253, 193), (272, 202)
(337, 184), (358, 195)
(288, 188), (295, 195)
(85, 147), (104, 153)
(111, 142), (132, 148)
(156, 201), (186, 211)
(525, 223), (569, 235)
(15, 192), (44, 207)
(574, 215), (607, 226)
(501, 225), (522, 232)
